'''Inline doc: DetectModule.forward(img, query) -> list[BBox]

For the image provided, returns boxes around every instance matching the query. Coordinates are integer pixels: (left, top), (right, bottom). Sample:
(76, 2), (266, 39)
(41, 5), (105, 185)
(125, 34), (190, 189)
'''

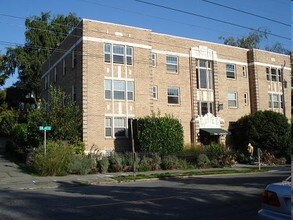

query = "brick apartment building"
(41, 19), (291, 153)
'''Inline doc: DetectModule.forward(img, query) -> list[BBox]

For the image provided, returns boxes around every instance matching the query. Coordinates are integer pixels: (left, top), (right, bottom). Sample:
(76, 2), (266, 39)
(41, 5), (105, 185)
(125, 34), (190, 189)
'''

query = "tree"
(0, 12), (80, 96)
(265, 42), (291, 55)
(219, 28), (269, 49)
(232, 110), (290, 158)
(27, 86), (82, 148)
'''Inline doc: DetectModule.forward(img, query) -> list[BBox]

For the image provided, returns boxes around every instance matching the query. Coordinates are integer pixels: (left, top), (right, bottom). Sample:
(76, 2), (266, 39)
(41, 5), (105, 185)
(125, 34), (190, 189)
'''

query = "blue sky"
(0, 0), (291, 88)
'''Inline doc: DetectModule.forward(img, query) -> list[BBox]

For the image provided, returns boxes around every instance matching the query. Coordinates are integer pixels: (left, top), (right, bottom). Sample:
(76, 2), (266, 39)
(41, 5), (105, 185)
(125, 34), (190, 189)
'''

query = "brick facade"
(41, 19), (291, 153)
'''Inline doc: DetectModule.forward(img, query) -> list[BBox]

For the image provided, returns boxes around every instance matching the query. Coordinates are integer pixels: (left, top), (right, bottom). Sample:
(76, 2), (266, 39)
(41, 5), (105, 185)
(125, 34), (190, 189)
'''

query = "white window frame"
(114, 117), (126, 137)
(151, 52), (157, 67)
(228, 92), (237, 108)
(104, 43), (111, 63)
(244, 93), (249, 105)
(166, 55), (178, 73)
(105, 79), (112, 99)
(226, 64), (236, 79)
(105, 117), (112, 137)
(126, 46), (133, 65)
(167, 87), (180, 104)
(152, 85), (158, 100)
(268, 93), (283, 109)
(127, 81), (134, 100)
(198, 101), (214, 116)
(242, 66), (247, 77)
(196, 60), (213, 89)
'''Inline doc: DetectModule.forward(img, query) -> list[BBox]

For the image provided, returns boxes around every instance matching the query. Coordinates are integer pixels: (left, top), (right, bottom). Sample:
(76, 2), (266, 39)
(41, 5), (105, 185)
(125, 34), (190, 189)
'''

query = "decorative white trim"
(217, 58), (247, 66)
(152, 49), (189, 58)
(190, 46), (217, 60)
(196, 113), (223, 128)
(41, 38), (83, 78)
(249, 62), (291, 71)
(83, 36), (152, 50)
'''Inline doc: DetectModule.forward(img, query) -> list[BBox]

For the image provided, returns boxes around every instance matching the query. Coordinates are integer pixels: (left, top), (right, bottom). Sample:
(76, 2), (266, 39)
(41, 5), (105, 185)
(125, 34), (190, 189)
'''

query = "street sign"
(39, 126), (52, 131)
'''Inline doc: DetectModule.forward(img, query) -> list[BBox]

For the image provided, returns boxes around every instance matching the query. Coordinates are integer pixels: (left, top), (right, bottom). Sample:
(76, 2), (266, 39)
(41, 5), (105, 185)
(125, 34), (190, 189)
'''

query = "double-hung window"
(226, 64), (236, 79)
(196, 60), (213, 89)
(126, 47), (133, 65)
(105, 117), (112, 137)
(151, 53), (157, 67)
(113, 45), (124, 64)
(267, 67), (280, 82)
(113, 81), (125, 100)
(127, 81), (134, 100)
(167, 87), (179, 104)
(104, 44), (111, 62)
(114, 117), (126, 137)
(228, 92), (237, 108)
(105, 79), (134, 100)
(268, 93), (282, 109)
(166, 55), (178, 73)
(152, 86), (158, 100)
(104, 43), (133, 65)
(105, 79), (112, 99)
(198, 102), (214, 116)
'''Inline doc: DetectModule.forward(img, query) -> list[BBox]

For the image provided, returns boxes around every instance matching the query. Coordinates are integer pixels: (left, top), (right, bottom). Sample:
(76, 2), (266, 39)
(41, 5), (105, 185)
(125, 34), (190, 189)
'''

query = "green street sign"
(39, 126), (52, 131)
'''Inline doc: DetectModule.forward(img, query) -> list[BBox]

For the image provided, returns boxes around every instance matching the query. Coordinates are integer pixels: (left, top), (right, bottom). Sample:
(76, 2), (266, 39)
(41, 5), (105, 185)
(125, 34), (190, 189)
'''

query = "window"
(266, 67), (270, 80)
(271, 68), (277, 81)
(152, 86), (158, 100)
(71, 50), (76, 68)
(226, 64), (236, 79)
(114, 117), (126, 137)
(267, 67), (281, 82)
(268, 93), (283, 109)
(104, 43), (133, 65)
(244, 93), (248, 105)
(196, 60), (213, 89)
(105, 79), (134, 100)
(166, 55), (178, 73)
(151, 53), (157, 67)
(105, 117), (112, 137)
(127, 81), (134, 100)
(242, 66), (247, 77)
(228, 92), (237, 108)
(54, 67), (57, 83)
(62, 59), (66, 76)
(114, 81), (125, 100)
(278, 69), (281, 82)
(44, 75), (48, 90)
(167, 87), (179, 104)
(198, 102), (214, 116)
(104, 43), (111, 62)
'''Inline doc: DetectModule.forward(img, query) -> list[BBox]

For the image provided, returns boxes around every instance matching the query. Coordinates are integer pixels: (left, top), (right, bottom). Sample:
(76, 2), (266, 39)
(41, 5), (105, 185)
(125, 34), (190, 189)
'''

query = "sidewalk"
(0, 138), (289, 190)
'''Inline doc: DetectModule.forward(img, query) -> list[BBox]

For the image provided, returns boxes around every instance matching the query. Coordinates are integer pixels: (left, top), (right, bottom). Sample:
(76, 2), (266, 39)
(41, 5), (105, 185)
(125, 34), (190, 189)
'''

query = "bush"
(219, 150), (235, 167)
(121, 153), (138, 172)
(150, 153), (161, 170)
(72, 141), (85, 155)
(161, 155), (179, 170)
(138, 156), (153, 172)
(205, 143), (223, 161)
(137, 114), (184, 154)
(68, 154), (95, 175)
(197, 154), (210, 168)
(108, 153), (123, 172)
(97, 157), (110, 173)
(30, 141), (75, 176)
(0, 109), (18, 136)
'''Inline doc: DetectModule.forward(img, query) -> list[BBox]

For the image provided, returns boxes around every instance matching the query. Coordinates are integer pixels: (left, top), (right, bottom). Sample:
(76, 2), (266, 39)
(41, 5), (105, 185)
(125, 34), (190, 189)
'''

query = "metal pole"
(44, 130), (47, 158)
(130, 119), (136, 176)
(258, 148), (261, 170)
(281, 61), (286, 117)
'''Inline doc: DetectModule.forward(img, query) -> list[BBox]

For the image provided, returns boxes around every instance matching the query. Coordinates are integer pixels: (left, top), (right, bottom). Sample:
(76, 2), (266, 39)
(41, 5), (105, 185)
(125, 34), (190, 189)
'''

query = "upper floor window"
(266, 67), (281, 82)
(166, 55), (178, 73)
(71, 50), (76, 68)
(226, 64), (236, 79)
(104, 79), (134, 101)
(244, 93), (248, 105)
(242, 66), (247, 77)
(167, 87), (180, 104)
(151, 53), (157, 67)
(228, 92), (237, 108)
(198, 101), (214, 116)
(268, 93), (283, 109)
(152, 86), (158, 100)
(196, 59), (213, 89)
(104, 43), (133, 65)
(54, 67), (57, 83)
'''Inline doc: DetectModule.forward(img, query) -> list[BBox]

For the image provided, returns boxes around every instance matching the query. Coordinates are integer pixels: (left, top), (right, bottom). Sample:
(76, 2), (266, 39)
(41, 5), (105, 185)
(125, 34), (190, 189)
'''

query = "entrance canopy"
(200, 128), (230, 136)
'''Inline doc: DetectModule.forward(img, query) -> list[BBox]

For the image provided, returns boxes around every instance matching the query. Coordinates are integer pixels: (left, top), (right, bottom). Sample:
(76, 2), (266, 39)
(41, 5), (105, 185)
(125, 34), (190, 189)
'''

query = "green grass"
(112, 168), (266, 182)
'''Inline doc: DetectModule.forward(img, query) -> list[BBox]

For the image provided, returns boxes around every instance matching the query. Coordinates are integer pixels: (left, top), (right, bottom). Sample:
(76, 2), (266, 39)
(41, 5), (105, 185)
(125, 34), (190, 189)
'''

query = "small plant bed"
(112, 168), (266, 182)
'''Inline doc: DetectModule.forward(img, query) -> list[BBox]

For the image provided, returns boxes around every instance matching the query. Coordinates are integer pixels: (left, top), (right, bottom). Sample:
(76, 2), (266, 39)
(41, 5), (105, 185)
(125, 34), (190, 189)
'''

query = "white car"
(258, 176), (291, 220)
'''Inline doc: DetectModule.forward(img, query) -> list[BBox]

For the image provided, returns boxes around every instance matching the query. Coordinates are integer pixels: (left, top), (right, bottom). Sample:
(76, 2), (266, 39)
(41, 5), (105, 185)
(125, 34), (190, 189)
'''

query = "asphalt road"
(0, 171), (289, 220)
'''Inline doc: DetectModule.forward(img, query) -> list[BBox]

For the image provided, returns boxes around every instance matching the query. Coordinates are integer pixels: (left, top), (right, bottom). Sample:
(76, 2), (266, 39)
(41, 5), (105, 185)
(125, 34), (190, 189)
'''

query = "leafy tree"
(0, 12), (80, 96)
(265, 42), (291, 55)
(232, 110), (290, 157)
(27, 86), (82, 148)
(137, 113), (184, 154)
(219, 28), (269, 49)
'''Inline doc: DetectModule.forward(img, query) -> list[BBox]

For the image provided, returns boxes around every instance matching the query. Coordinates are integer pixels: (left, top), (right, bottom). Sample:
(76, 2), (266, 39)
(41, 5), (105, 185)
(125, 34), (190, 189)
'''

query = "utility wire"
(201, 0), (290, 27)
(133, 0), (290, 40)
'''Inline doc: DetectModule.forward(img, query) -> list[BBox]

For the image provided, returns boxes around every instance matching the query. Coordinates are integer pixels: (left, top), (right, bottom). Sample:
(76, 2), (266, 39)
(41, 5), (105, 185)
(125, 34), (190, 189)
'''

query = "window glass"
(226, 64), (235, 79)
(105, 117), (112, 137)
(200, 69), (207, 88)
(152, 86), (158, 99)
(105, 80), (111, 99)
(127, 81), (134, 100)
(151, 53), (157, 67)
(166, 55), (178, 73)
(228, 92), (237, 108)
(114, 117), (126, 137)
(167, 87), (179, 104)
(114, 81), (125, 100)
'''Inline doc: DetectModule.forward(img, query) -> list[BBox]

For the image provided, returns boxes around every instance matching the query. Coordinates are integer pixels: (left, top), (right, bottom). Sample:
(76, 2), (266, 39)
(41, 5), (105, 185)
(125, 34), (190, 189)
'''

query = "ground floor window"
(105, 116), (130, 138)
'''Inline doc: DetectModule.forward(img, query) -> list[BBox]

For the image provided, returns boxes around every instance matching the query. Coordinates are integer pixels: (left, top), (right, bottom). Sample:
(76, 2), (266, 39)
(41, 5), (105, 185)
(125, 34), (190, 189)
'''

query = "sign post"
(39, 126), (52, 157)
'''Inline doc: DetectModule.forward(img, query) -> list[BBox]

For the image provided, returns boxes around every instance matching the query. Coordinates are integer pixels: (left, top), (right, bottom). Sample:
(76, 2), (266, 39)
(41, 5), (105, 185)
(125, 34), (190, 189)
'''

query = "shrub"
(68, 154), (95, 175)
(150, 153), (161, 170)
(122, 153), (138, 172)
(138, 156), (153, 172)
(219, 150), (235, 167)
(72, 141), (85, 155)
(137, 114), (184, 154)
(97, 157), (110, 173)
(161, 155), (179, 170)
(0, 109), (18, 136)
(205, 143), (223, 161)
(108, 153), (123, 172)
(30, 141), (75, 176)
(178, 158), (195, 170)
(197, 154), (210, 168)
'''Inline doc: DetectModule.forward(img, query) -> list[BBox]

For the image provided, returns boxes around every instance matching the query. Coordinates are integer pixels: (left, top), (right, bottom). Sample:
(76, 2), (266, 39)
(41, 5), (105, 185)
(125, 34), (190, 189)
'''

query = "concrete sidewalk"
(0, 138), (289, 190)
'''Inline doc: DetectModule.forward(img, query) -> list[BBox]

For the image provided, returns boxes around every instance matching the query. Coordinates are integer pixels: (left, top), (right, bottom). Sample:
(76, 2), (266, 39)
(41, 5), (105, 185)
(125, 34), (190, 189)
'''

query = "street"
(0, 171), (289, 220)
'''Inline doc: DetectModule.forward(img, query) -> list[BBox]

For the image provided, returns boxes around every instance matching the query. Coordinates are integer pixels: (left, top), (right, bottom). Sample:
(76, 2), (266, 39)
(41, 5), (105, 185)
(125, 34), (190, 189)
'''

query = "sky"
(0, 0), (291, 88)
